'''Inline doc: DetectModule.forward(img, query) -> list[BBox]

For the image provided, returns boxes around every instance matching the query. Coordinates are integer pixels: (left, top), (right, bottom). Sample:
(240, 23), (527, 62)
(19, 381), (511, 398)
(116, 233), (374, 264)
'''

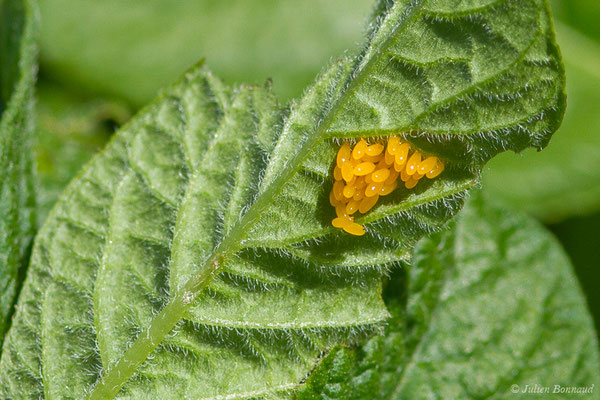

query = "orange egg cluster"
(330, 137), (445, 236)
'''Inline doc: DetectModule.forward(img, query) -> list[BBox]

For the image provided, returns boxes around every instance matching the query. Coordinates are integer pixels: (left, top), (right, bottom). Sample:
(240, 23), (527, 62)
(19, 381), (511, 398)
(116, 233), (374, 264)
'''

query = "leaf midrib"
(85, 1), (430, 398)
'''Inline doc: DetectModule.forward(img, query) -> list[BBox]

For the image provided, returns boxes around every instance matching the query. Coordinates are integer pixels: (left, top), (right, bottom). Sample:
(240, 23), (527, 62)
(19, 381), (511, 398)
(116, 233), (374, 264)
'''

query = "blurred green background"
(35, 0), (600, 335)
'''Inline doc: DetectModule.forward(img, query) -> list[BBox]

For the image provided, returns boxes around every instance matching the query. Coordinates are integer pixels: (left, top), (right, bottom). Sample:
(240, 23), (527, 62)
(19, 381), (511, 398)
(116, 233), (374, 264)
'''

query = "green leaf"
(483, 22), (600, 221)
(38, 0), (373, 104)
(35, 81), (131, 224)
(550, 0), (600, 42)
(1, 0), (565, 398)
(298, 191), (600, 399)
(0, 0), (36, 343)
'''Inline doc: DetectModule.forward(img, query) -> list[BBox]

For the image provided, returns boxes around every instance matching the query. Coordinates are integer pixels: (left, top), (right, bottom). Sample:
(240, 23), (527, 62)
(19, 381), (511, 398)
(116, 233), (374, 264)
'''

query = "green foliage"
(0, 0), (36, 342)
(299, 192), (600, 399)
(38, 0), (373, 104)
(483, 23), (600, 221)
(35, 82), (131, 224)
(0, 0), (566, 399)
(551, 0), (600, 41)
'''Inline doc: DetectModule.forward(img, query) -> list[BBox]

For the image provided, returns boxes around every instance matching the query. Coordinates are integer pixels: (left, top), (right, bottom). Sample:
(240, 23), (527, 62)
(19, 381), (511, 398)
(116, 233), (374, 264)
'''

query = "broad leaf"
(299, 191), (600, 399)
(38, 0), (373, 104)
(484, 22), (600, 221)
(1, 0), (565, 398)
(0, 0), (36, 342)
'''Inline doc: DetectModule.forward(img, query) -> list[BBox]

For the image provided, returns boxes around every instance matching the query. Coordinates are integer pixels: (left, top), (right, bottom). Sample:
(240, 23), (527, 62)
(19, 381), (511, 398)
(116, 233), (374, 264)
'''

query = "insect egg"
(365, 143), (384, 156)
(353, 162), (376, 176)
(332, 216), (353, 228)
(337, 143), (351, 165)
(335, 204), (348, 218)
(343, 222), (366, 236)
(333, 166), (342, 181)
(341, 163), (354, 182)
(333, 180), (344, 201)
(343, 184), (356, 199)
(417, 156), (437, 175)
(405, 151), (422, 175)
(358, 195), (379, 213)
(371, 168), (390, 183)
(426, 160), (444, 178)
(380, 180), (398, 195)
(352, 139), (368, 160)
(365, 182), (383, 197)
(395, 143), (410, 165)
(346, 200), (360, 215)
(330, 136), (445, 236)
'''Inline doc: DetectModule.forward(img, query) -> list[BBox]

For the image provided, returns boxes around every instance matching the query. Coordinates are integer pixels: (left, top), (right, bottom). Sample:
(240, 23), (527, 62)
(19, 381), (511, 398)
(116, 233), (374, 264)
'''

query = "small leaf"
(298, 191), (600, 399)
(0, 0), (36, 343)
(1, 0), (565, 398)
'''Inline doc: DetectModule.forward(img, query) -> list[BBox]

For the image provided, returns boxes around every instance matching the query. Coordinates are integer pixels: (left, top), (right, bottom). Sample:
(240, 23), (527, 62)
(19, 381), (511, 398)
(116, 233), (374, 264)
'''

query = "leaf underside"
(0, 0), (565, 399)
(298, 192), (600, 399)
(0, 0), (36, 343)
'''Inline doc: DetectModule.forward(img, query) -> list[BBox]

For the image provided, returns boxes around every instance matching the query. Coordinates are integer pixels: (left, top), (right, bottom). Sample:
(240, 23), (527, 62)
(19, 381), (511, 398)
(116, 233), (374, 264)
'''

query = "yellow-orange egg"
(343, 222), (366, 236)
(333, 180), (345, 200)
(363, 153), (384, 163)
(405, 177), (418, 189)
(333, 166), (342, 181)
(354, 176), (367, 189)
(353, 162), (376, 176)
(329, 191), (338, 207)
(365, 182), (383, 197)
(371, 168), (390, 183)
(400, 169), (411, 182)
(346, 200), (360, 215)
(365, 143), (384, 156)
(343, 184), (355, 199)
(387, 136), (401, 154)
(342, 163), (354, 182)
(395, 143), (410, 165)
(337, 142), (351, 166)
(335, 204), (349, 218)
(332, 216), (353, 228)
(426, 160), (444, 178)
(352, 139), (368, 160)
(418, 156), (437, 175)
(380, 180), (398, 196)
(384, 150), (395, 165)
(385, 168), (399, 185)
(359, 195), (379, 213)
(353, 188), (365, 200)
(405, 151), (422, 175)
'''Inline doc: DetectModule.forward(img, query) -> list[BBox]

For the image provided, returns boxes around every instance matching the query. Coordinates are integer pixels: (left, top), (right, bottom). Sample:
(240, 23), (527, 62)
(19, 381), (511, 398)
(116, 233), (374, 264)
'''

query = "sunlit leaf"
(1, 1), (565, 398)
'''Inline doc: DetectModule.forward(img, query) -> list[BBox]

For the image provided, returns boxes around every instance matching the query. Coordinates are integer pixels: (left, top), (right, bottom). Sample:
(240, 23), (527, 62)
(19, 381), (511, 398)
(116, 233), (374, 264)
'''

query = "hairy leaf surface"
(299, 192), (600, 399)
(0, 0), (36, 342)
(1, 0), (565, 398)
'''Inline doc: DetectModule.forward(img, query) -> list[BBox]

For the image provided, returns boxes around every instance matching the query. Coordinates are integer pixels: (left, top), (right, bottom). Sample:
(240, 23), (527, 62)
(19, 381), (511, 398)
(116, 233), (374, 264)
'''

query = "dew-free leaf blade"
(484, 23), (600, 221)
(0, 0), (36, 343)
(0, 0), (565, 398)
(298, 191), (600, 399)
(35, 82), (131, 225)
